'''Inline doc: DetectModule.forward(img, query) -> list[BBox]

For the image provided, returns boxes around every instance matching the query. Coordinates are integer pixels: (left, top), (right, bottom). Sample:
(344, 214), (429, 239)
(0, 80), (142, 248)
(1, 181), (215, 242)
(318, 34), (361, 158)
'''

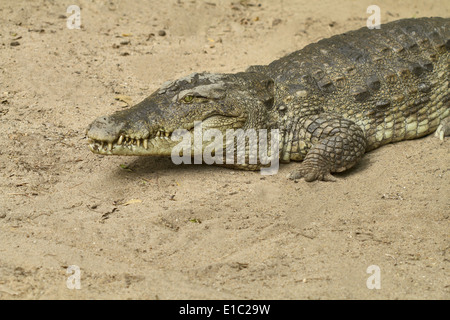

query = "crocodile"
(86, 17), (449, 181)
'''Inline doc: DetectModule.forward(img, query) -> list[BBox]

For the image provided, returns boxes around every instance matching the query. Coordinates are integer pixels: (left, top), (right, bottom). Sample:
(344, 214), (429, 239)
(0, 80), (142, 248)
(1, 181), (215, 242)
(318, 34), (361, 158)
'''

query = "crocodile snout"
(86, 115), (124, 143)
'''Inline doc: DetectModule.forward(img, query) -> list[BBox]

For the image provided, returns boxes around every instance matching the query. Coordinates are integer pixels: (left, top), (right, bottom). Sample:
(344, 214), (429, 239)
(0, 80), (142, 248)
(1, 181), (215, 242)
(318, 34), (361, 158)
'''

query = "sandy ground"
(0, 0), (449, 300)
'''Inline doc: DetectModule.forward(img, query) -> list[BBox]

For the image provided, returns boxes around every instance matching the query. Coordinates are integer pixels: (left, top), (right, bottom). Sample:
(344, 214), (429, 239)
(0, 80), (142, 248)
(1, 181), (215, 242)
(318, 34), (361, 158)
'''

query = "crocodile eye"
(182, 95), (194, 103)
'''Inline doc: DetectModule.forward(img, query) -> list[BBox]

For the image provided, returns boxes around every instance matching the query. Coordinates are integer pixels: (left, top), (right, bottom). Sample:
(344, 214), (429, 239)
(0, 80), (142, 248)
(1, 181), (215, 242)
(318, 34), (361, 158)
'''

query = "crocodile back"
(268, 17), (449, 150)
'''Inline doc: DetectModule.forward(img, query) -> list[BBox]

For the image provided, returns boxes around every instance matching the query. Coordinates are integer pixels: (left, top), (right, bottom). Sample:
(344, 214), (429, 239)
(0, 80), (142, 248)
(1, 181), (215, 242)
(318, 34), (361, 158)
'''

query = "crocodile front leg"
(288, 114), (367, 182)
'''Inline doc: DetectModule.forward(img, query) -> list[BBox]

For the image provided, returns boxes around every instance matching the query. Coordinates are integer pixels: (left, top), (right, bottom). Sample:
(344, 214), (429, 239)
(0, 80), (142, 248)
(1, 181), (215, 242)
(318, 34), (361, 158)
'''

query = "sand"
(0, 0), (449, 299)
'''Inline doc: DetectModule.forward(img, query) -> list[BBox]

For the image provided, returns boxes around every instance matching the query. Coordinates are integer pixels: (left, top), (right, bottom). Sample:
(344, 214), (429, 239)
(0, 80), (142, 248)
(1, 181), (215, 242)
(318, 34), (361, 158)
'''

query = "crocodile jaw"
(88, 134), (177, 156)
(86, 71), (276, 159)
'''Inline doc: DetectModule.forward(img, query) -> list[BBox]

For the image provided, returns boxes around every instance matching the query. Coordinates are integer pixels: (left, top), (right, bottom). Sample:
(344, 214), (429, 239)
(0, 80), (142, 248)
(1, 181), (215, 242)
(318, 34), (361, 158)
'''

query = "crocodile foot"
(288, 163), (336, 182)
(435, 117), (450, 141)
(286, 113), (368, 182)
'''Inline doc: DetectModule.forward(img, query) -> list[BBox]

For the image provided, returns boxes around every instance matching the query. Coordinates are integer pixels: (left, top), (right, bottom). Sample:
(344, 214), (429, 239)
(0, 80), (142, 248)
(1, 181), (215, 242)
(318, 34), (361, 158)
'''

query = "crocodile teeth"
(137, 139), (140, 147)
(117, 135), (124, 145)
(156, 131), (161, 137)
(165, 132), (170, 137)
(108, 142), (113, 151)
(143, 139), (148, 149)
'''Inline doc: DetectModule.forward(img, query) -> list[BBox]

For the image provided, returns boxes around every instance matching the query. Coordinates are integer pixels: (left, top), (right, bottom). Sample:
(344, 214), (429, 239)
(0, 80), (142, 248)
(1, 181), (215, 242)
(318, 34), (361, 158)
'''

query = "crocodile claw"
(435, 118), (450, 141)
(287, 165), (336, 182)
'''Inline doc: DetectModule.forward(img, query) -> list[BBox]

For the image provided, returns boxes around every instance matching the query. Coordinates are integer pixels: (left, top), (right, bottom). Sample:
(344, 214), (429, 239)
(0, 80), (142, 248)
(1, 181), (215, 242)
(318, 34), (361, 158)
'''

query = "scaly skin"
(87, 17), (450, 181)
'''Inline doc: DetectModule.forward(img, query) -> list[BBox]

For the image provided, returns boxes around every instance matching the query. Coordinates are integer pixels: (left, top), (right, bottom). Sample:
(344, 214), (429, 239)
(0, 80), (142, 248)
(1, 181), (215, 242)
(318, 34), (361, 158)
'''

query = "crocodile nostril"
(86, 115), (124, 142)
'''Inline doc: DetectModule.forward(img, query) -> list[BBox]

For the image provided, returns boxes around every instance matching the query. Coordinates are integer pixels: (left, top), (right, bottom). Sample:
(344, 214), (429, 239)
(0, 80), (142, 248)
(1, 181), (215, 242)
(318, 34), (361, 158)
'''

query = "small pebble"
(272, 18), (282, 27)
(158, 30), (166, 36)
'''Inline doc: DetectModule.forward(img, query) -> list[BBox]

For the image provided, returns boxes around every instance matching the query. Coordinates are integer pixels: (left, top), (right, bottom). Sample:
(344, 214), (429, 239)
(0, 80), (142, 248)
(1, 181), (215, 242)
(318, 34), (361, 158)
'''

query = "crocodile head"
(86, 72), (276, 162)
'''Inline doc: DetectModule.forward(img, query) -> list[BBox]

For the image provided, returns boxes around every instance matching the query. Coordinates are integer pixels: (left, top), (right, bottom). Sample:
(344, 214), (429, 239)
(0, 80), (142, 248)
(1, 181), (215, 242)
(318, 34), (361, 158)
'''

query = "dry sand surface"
(0, 0), (449, 299)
